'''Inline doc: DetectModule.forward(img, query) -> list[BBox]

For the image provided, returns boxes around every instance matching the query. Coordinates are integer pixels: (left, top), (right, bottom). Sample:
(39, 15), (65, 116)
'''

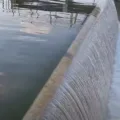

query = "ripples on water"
(0, 0), (94, 120)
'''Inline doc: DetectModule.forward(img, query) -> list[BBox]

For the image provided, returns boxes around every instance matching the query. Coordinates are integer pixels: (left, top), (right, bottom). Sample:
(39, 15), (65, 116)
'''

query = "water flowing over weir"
(23, 0), (119, 120)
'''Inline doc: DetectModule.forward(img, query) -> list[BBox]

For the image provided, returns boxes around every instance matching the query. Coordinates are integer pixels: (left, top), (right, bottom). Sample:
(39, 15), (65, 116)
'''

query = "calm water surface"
(0, 0), (88, 119)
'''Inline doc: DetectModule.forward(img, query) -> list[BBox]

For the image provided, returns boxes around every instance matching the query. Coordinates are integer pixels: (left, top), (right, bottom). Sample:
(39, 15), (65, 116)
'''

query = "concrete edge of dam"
(22, 0), (119, 120)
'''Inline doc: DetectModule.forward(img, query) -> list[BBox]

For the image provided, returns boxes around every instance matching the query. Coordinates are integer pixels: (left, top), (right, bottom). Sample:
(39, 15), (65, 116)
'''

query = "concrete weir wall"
(23, 0), (119, 120)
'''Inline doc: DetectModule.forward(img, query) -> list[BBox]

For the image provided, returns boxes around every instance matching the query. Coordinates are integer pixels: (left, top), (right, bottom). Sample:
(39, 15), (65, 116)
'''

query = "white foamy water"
(108, 30), (120, 120)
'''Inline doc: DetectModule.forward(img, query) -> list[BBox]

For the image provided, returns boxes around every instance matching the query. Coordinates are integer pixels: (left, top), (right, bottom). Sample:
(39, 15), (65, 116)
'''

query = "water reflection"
(2, 0), (95, 13)
(1, 0), (95, 30)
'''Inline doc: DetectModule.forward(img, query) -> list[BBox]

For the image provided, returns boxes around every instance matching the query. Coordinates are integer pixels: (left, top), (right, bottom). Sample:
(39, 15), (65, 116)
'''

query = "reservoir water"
(0, 0), (93, 119)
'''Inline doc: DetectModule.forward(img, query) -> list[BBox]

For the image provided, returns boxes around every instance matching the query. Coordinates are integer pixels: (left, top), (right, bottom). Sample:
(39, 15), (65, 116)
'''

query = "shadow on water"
(0, 0), (95, 120)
